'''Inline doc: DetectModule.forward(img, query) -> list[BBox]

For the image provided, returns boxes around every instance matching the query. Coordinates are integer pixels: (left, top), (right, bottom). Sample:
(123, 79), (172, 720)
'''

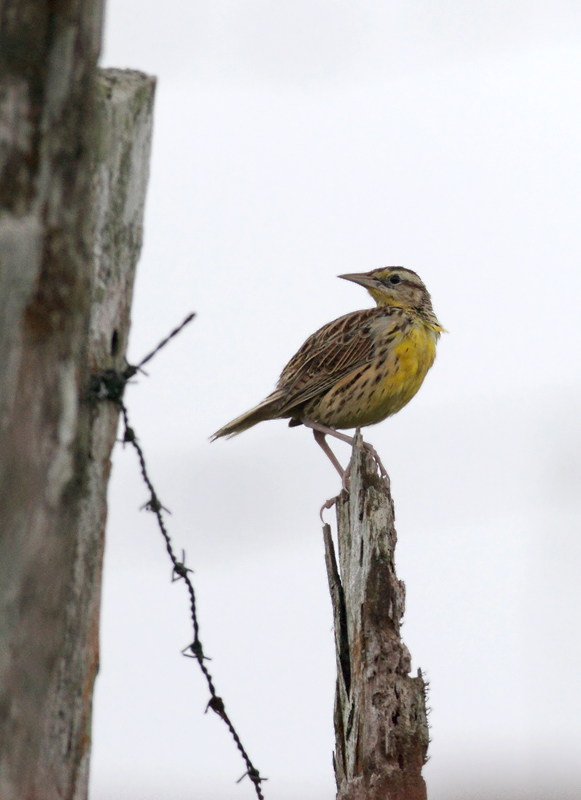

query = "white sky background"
(92, 2), (581, 799)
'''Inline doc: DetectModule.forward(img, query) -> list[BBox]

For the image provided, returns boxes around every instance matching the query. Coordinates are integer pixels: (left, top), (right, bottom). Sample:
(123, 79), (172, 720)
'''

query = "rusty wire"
(89, 313), (266, 800)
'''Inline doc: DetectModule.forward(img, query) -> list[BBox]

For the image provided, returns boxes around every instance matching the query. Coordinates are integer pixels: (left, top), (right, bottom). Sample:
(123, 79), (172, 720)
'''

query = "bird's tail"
(210, 392), (283, 440)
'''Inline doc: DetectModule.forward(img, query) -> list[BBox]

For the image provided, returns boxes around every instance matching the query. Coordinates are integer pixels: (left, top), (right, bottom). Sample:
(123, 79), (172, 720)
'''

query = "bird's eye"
(388, 275), (401, 285)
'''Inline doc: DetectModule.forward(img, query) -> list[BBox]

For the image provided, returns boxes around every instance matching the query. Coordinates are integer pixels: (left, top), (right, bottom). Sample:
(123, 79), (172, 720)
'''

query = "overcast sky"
(91, 3), (581, 799)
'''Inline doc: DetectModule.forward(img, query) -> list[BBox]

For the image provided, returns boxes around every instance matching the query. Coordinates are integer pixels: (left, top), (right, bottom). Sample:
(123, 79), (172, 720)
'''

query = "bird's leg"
(312, 429), (346, 480)
(304, 419), (388, 482)
(312, 429), (348, 520)
(303, 419), (355, 446)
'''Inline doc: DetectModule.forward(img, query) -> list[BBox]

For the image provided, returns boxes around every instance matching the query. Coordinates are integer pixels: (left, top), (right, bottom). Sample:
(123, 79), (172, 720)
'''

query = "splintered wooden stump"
(323, 432), (429, 800)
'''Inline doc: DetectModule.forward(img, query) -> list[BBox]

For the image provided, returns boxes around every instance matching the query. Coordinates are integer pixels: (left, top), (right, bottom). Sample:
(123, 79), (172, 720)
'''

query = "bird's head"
(339, 266), (440, 323)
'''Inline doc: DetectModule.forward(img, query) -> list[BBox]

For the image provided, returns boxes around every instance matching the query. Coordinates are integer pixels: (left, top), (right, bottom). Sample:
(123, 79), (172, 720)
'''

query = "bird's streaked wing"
(276, 307), (402, 415)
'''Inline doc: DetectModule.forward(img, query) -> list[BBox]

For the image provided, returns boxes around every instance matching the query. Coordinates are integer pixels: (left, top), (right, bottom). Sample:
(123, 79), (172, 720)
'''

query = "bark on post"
(323, 432), (429, 800)
(0, 5), (155, 791)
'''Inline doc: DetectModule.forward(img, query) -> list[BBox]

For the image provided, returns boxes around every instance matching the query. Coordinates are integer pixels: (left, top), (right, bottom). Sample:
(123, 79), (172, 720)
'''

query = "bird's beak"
(338, 272), (379, 290)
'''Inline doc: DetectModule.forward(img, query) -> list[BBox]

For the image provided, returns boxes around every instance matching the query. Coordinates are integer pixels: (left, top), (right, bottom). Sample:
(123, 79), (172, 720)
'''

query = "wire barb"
(172, 549), (194, 582)
(88, 314), (266, 800)
(182, 640), (210, 661)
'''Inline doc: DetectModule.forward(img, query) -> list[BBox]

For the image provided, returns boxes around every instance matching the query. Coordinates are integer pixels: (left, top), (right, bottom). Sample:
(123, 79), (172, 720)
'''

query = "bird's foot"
(305, 418), (387, 490)
(362, 441), (388, 481)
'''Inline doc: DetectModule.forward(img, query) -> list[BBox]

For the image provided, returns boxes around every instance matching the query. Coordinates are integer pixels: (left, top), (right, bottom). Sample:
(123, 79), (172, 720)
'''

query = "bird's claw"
(362, 442), (389, 481)
(320, 495), (340, 522)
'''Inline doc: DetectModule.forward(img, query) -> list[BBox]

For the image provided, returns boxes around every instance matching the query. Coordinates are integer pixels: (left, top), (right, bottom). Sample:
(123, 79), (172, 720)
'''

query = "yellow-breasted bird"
(211, 267), (444, 480)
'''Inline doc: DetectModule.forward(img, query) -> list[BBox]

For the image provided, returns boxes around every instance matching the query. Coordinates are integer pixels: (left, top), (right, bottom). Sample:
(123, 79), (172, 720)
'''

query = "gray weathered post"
(0, 2), (155, 793)
(323, 432), (430, 800)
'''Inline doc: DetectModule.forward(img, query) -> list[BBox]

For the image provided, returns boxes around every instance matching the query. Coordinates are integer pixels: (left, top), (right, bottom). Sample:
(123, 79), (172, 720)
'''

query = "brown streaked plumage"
(211, 266), (444, 480)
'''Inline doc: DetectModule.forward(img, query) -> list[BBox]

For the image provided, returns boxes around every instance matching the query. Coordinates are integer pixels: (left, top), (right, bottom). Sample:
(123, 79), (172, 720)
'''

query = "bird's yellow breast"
(372, 322), (437, 418)
(308, 317), (439, 430)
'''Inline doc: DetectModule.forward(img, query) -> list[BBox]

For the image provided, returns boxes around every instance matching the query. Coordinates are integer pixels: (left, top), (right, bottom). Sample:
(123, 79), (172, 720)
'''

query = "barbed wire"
(88, 313), (266, 800)
(127, 311), (196, 376)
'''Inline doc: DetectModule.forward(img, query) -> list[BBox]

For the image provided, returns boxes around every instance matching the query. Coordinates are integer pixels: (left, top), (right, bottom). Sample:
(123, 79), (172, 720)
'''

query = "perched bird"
(211, 267), (444, 480)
